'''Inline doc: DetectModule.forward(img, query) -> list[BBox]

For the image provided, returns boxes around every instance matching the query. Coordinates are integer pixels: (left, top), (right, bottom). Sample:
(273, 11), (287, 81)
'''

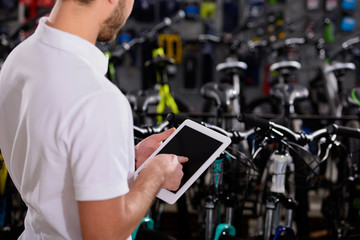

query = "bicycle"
(166, 112), (257, 240)
(238, 113), (360, 240)
(245, 37), (309, 126)
(132, 119), (180, 240)
(238, 113), (315, 240)
(0, 150), (27, 240)
(201, 122), (256, 240)
(316, 124), (360, 239)
(104, 10), (188, 125)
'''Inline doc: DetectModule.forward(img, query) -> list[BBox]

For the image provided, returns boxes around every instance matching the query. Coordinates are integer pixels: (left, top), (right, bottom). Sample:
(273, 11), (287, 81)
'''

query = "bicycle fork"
(264, 151), (297, 240)
(205, 155), (236, 240)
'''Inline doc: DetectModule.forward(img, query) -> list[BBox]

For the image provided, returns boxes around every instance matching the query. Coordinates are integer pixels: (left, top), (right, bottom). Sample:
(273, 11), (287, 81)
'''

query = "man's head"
(46, 0), (134, 44)
(97, 0), (133, 42)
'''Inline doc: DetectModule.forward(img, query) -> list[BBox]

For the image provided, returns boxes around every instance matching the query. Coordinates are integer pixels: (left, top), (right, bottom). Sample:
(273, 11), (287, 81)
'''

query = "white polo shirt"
(0, 17), (134, 239)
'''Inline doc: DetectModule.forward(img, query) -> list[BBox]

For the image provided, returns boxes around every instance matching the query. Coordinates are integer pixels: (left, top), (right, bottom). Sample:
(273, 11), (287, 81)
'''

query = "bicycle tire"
(345, 120), (360, 171)
(319, 138), (354, 239)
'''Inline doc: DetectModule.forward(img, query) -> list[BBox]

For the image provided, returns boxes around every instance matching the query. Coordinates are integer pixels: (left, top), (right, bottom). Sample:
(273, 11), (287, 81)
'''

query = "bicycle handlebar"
(246, 39), (268, 50)
(197, 34), (222, 44)
(270, 37), (306, 51)
(238, 113), (308, 144)
(112, 10), (185, 58)
(146, 10), (185, 38)
(327, 123), (360, 138)
(341, 35), (360, 50)
(285, 37), (306, 46)
(334, 35), (360, 59)
(238, 113), (360, 146)
(133, 120), (170, 139)
(324, 34), (360, 60)
(183, 33), (268, 55)
(139, 112), (360, 148)
(201, 122), (255, 144)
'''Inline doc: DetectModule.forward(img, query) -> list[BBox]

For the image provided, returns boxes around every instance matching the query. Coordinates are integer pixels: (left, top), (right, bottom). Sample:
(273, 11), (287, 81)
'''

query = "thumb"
(177, 156), (189, 164)
(155, 128), (176, 141)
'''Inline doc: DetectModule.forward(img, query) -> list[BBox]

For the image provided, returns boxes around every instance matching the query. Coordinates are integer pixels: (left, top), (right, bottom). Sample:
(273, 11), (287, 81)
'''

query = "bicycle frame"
(205, 153), (237, 240)
(255, 145), (297, 240)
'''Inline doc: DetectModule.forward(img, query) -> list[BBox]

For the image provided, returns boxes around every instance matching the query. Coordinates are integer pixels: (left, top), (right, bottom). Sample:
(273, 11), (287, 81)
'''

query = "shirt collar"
(35, 17), (109, 76)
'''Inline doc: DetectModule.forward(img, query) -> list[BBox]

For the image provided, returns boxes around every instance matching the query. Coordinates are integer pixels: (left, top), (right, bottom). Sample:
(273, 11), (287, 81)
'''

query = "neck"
(46, 0), (106, 44)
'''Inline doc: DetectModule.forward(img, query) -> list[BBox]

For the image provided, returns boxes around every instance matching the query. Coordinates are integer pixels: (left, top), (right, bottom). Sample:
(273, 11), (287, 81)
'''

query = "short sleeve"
(60, 90), (134, 201)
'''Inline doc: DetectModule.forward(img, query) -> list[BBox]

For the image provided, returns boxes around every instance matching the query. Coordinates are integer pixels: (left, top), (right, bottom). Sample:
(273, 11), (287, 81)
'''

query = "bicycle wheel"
(342, 120), (360, 238)
(320, 141), (353, 239)
(345, 120), (360, 171)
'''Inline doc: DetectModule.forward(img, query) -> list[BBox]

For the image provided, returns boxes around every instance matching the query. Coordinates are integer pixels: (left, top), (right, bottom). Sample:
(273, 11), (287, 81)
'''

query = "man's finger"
(177, 156), (188, 163)
(156, 128), (175, 141)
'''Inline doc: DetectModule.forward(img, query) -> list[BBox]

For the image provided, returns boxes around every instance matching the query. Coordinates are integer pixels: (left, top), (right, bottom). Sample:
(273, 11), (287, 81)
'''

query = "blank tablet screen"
(156, 125), (223, 193)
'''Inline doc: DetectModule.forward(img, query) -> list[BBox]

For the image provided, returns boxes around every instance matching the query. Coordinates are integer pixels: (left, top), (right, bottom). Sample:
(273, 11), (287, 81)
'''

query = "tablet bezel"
(134, 119), (231, 204)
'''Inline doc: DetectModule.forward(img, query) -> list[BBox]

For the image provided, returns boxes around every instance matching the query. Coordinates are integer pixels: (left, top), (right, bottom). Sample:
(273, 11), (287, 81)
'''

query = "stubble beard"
(97, 1), (126, 43)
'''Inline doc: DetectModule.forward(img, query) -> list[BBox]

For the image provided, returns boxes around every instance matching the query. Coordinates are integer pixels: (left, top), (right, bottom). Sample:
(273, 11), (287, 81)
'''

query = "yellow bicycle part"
(156, 83), (179, 124)
(152, 47), (166, 59)
(104, 51), (116, 82)
(151, 47), (180, 123)
(0, 153), (7, 196)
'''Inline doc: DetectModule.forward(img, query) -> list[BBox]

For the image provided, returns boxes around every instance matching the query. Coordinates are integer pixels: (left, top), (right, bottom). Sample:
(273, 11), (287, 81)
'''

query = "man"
(0, 0), (188, 239)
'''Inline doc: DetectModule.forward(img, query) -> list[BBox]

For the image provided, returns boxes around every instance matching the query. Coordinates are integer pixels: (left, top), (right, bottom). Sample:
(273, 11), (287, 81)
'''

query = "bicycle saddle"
(200, 82), (239, 110)
(270, 83), (309, 105)
(126, 89), (161, 113)
(216, 59), (247, 73)
(271, 37), (306, 50)
(269, 60), (301, 72)
(324, 61), (355, 77)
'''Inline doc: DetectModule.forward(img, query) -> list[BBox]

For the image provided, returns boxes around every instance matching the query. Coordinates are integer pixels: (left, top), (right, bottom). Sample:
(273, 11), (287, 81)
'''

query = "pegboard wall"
(114, 0), (360, 113)
(2, 0), (360, 112)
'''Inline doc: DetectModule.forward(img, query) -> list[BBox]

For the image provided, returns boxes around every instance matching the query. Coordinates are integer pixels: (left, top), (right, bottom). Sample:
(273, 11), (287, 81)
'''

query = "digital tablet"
(134, 119), (232, 204)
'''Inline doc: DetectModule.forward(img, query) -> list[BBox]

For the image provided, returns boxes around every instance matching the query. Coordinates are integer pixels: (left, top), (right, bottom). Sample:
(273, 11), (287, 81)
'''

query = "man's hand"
(79, 137), (188, 240)
(143, 154), (188, 191)
(134, 128), (175, 169)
